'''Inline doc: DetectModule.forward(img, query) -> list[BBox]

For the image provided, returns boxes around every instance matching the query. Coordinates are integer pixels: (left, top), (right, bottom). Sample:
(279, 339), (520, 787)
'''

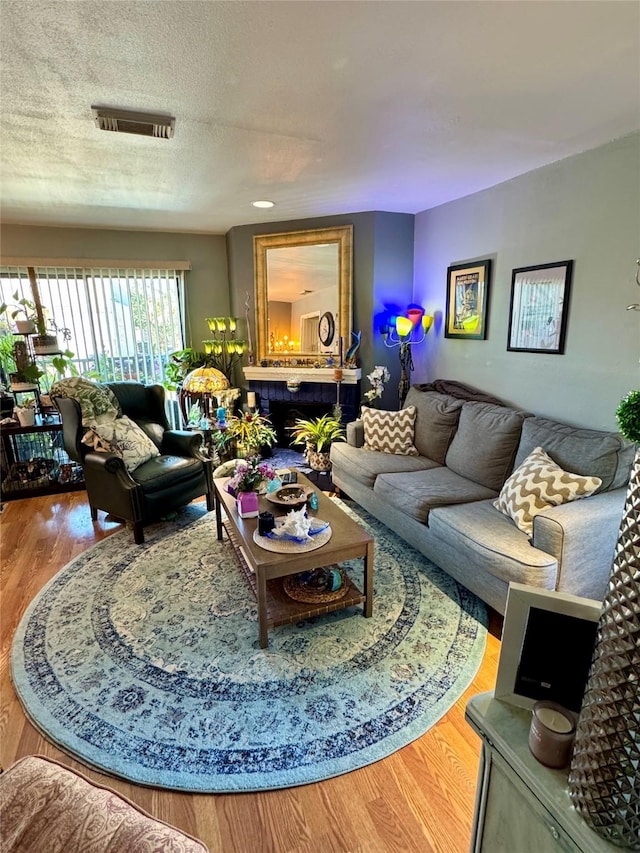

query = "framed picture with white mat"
(494, 583), (601, 713)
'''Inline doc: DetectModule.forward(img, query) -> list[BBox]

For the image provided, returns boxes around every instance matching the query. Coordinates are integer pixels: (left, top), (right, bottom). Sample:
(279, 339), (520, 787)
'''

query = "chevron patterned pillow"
(494, 445), (602, 537)
(362, 405), (419, 455)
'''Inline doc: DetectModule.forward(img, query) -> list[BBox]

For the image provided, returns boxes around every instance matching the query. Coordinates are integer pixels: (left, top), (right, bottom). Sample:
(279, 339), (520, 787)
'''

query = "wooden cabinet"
(465, 692), (618, 853)
(0, 415), (84, 500)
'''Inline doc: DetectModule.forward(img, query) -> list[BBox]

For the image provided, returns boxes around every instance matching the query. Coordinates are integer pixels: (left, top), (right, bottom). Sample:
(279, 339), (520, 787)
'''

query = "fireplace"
(268, 400), (332, 447)
(246, 374), (360, 449)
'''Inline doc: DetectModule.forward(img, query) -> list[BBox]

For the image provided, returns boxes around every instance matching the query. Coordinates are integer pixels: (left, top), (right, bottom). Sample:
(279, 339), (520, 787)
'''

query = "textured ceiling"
(1, 1), (639, 235)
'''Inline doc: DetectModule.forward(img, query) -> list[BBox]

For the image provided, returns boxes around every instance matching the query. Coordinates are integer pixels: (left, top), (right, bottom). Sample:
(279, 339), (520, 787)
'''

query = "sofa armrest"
(532, 488), (626, 602)
(346, 420), (364, 447)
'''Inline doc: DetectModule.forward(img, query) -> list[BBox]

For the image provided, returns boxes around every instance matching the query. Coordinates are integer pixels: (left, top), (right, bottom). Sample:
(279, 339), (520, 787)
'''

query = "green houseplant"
(289, 410), (345, 471)
(227, 412), (277, 457)
(0, 293), (38, 333)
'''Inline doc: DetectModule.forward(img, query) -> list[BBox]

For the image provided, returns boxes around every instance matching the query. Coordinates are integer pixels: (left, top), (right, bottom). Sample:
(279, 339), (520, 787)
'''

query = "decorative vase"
(236, 490), (259, 518)
(567, 447), (640, 849)
(306, 447), (331, 471)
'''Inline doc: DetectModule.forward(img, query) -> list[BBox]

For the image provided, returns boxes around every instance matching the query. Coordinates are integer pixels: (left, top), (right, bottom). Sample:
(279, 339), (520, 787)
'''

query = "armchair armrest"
(532, 487), (626, 602)
(83, 450), (139, 486)
(346, 420), (364, 448)
(161, 429), (204, 458)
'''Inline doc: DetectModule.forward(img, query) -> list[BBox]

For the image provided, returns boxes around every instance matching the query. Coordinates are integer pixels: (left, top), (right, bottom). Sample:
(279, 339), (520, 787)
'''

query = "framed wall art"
(507, 260), (573, 354)
(445, 259), (491, 340)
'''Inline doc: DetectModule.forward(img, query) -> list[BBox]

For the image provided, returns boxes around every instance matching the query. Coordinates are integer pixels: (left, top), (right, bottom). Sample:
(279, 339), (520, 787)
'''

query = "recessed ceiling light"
(252, 200), (275, 209)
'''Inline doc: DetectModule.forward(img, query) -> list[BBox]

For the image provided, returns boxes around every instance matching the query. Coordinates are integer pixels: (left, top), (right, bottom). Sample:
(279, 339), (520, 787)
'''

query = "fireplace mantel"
(242, 367), (361, 385)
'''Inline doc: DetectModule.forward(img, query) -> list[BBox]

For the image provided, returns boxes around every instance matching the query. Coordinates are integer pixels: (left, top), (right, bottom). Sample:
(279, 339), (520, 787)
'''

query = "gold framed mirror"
(254, 225), (353, 362)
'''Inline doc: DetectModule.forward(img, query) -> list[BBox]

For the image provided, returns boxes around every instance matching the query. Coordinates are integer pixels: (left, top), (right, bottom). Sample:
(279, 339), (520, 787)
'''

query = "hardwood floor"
(0, 493), (501, 853)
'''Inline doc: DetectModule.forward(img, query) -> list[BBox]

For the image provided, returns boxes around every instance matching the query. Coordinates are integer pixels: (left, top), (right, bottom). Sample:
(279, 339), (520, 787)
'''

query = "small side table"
(465, 692), (618, 853)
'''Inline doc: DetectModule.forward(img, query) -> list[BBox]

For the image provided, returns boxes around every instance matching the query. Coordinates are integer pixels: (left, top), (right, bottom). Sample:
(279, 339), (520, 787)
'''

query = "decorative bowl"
(265, 484), (313, 508)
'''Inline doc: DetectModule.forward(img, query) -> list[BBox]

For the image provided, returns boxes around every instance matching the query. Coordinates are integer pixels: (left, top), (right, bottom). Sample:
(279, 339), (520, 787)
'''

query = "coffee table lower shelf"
(225, 523), (366, 629)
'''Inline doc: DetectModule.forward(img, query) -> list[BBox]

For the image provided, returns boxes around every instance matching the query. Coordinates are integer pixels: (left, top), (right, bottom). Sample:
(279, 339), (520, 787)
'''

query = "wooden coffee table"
(213, 473), (374, 648)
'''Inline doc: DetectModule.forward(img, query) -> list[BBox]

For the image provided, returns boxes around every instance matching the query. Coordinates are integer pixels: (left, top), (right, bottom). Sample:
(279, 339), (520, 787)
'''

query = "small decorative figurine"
(345, 330), (362, 367)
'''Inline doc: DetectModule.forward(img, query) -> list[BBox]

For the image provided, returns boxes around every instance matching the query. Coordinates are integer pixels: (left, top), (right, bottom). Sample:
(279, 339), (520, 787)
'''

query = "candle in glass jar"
(529, 700), (576, 768)
(247, 391), (256, 409)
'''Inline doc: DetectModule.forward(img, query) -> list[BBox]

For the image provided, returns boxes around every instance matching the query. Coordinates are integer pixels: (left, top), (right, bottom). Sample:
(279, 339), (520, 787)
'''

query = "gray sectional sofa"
(330, 385), (633, 614)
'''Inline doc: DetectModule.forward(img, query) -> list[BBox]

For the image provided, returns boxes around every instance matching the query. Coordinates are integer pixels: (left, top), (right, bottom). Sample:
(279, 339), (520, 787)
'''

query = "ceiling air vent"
(91, 107), (175, 139)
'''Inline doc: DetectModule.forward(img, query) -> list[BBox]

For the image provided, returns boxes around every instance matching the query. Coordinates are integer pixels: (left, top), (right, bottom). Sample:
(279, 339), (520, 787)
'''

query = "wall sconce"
(380, 306), (434, 405)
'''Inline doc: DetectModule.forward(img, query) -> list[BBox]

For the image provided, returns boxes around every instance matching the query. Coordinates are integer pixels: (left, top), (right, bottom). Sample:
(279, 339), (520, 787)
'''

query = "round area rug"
(11, 500), (487, 792)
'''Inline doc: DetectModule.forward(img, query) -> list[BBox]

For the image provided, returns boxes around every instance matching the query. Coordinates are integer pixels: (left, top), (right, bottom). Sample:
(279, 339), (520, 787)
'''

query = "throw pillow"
(494, 445), (602, 537)
(83, 415), (160, 472)
(50, 376), (120, 425)
(362, 405), (419, 455)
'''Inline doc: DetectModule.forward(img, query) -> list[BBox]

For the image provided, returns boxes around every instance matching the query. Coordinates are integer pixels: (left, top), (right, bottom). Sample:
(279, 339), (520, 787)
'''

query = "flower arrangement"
(364, 365), (391, 405)
(228, 456), (277, 494)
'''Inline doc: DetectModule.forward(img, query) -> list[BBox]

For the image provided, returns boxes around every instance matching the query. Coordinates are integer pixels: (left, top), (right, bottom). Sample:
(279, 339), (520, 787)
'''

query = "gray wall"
(413, 133), (640, 431)
(0, 224), (229, 349)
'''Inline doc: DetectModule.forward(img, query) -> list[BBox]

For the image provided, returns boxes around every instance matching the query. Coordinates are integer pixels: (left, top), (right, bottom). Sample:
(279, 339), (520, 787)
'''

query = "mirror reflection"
(254, 226), (353, 362)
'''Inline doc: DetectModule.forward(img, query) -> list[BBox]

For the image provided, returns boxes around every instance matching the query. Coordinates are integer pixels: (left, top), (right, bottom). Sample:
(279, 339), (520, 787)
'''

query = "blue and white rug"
(11, 500), (486, 792)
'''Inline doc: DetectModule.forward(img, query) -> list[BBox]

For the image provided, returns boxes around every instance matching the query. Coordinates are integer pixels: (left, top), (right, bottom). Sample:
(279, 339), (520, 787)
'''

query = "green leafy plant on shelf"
(0, 293), (39, 332)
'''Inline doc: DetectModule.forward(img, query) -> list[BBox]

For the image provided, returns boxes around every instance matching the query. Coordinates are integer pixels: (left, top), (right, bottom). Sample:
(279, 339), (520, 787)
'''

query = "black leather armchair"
(54, 381), (214, 543)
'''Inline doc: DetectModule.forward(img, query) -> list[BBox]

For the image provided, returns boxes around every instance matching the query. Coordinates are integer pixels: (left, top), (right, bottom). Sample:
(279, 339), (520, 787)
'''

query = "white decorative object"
(274, 507), (312, 539)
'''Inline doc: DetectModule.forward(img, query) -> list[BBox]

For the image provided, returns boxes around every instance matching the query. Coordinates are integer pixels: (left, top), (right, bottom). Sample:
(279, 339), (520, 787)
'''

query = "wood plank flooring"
(0, 493), (501, 853)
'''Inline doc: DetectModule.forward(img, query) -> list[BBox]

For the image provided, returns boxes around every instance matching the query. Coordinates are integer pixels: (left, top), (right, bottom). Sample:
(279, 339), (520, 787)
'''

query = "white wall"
(413, 133), (640, 431)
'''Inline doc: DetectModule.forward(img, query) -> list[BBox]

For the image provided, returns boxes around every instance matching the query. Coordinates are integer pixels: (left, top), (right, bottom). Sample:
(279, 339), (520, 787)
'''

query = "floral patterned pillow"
(83, 415), (160, 472)
(50, 377), (120, 425)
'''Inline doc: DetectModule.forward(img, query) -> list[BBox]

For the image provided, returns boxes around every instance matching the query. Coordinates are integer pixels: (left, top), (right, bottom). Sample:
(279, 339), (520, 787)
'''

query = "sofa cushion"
(513, 416), (634, 491)
(83, 414), (161, 472)
(362, 406), (419, 455)
(428, 499), (559, 589)
(445, 401), (527, 491)
(373, 467), (497, 524)
(403, 387), (464, 464)
(494, 446), (602, 536)
(0, 754), (209, 853)
(330, 441), (437, 489)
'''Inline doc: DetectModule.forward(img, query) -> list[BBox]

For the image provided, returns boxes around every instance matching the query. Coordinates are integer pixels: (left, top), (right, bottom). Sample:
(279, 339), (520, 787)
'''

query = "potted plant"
(32, 317), (72, 356)
(289, 409), (345, 470)
(164, 347), (208, 391)
(14, 394), (37, 427)
(6, 338), (44, 390)
(226, 456), (277, 517)
(227, 411), (277, 458)
(0, 293), (38, 334)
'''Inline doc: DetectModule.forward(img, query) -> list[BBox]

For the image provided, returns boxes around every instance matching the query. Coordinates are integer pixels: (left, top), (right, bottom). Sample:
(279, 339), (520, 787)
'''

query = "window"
(1, 265), (186, 425)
